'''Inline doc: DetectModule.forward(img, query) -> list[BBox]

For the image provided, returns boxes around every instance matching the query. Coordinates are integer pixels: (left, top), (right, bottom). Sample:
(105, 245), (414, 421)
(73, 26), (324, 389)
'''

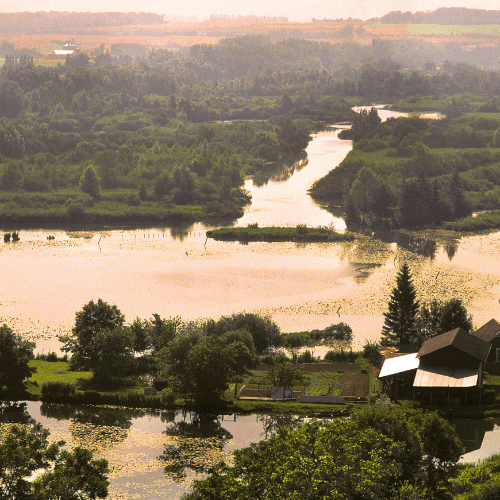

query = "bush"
(11, 231), (19, 241)
(41, 382), (76, 399)
(161, 388), (176, 405)
(3, 233), (10, 242)
(296, 350), (316, 363)
(66, 202), (85, 219)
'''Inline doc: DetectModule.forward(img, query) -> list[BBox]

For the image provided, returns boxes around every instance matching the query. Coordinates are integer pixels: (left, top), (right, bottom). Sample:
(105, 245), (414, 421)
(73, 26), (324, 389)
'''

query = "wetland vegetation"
(206, 224), (355, 242)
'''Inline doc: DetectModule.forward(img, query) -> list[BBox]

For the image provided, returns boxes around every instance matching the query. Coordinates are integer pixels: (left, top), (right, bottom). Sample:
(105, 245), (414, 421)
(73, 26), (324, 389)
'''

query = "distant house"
(473, 318), (500, 371)
(50, 40), (80, 56)
(379, 326), (491, 406)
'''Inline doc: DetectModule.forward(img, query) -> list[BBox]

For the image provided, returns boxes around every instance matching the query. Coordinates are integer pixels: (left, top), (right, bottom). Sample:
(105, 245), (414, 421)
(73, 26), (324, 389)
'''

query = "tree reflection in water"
(0, 402), (34, 425)
(257, 414), (305, 440)
(41, 402), (137, 452)
(252, 153), (308, 187)
(160, 412), (233, 481)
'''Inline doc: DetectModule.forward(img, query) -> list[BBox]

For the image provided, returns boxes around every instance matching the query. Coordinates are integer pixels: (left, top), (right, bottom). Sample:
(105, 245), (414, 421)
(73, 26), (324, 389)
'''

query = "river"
(1, 107), (499, 354)
(2, 107), (500, 497)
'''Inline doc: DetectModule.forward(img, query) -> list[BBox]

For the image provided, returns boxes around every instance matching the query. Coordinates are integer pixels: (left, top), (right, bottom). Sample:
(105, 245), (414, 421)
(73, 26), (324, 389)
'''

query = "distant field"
(403, 23), (500, 36)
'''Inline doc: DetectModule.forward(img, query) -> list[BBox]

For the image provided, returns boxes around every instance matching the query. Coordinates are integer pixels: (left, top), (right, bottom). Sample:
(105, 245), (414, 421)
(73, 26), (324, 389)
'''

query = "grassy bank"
(445, 211), (500, 231)
(206, 225), (355, 243)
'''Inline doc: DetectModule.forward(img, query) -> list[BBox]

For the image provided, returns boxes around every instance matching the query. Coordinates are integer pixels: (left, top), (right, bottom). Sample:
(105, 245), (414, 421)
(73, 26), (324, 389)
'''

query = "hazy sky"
(1, 0), (500, 22)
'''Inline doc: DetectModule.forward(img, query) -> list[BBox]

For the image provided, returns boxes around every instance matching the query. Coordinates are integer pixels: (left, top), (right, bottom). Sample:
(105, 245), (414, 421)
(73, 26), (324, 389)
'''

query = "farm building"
(473, 318), (500, 371)
(414, 327), (490, 406)
(379, 326), (491, 406)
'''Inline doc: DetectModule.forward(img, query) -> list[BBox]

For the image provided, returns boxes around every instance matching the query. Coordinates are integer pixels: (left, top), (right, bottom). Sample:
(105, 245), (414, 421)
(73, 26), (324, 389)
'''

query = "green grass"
(445, 211), (500, 231)
(28, 360), (92, 397)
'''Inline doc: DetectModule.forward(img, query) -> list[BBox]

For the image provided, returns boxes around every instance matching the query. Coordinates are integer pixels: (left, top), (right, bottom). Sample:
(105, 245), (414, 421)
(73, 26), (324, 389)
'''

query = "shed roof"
(413, 365), (480, 388)
(379, 353), (419, 378)
(473, 319), (500, 343)
(417, 328), (491, 362)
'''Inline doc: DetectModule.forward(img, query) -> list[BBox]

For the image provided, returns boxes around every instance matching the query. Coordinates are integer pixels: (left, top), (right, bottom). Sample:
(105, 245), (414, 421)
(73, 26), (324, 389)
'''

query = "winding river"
(3, 107), (500, 497)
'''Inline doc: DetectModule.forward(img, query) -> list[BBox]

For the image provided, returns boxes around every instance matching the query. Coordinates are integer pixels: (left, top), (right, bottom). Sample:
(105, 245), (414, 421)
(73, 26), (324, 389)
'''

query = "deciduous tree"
(0, 324), (35, 393)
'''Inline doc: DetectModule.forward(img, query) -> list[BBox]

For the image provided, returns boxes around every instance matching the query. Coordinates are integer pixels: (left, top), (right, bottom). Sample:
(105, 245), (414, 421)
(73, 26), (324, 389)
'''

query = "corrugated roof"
(473, 318), (500, 343)
(417, 328), (491, 361)
(379, 353), (419, 378)
(414, 365), (480, 388)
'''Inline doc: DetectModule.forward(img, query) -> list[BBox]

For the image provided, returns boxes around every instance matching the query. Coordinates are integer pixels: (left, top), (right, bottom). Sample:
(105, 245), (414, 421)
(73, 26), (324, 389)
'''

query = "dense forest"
(4, 34), (500, 224)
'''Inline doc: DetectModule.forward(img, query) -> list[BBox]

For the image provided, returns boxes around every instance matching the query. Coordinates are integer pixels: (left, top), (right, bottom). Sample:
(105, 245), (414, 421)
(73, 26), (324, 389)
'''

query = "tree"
(264, 358), (304, 388)
(185, 419), (406, 500)
(411, 298), (473, 346)
(349, 166), (378, 224)
(0, 423), (109, 499)
(381, 263), (420, 346)
(90, 327), (135, 382)
(59, 299), (125, 371)
(0, 80), (23, 118)
(79, 165), (101, 199)
(0, 324), (35, 393)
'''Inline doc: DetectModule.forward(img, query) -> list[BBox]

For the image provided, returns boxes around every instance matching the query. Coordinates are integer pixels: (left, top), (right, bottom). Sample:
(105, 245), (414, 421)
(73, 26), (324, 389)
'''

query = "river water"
(1, 107), (499, 354)
(2, 107), (500, 497)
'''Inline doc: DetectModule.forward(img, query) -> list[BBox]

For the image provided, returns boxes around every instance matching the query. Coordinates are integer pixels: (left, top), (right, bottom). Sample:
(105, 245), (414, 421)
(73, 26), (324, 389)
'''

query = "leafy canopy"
(0, 324), (35, 393)
(0, 423), (109, 500)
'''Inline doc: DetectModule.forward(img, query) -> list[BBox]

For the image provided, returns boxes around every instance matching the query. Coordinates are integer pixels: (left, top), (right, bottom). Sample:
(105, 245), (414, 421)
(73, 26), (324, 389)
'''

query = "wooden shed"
(414, 328), (491, 406)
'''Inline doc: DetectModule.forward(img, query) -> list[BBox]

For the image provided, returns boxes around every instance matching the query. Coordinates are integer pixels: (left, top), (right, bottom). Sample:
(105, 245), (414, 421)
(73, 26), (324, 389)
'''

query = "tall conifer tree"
(381, 263), (420, 346)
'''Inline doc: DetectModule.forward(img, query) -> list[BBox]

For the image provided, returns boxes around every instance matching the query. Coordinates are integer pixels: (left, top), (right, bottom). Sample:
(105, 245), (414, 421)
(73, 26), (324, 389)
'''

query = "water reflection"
(0, 401), (34, 425)
(454, 418), (494, 455)
(375, 231), (442, 260)
(161, 412), (233, 481)
(252, 153), (309, 187)
(257, 414), (305, 439)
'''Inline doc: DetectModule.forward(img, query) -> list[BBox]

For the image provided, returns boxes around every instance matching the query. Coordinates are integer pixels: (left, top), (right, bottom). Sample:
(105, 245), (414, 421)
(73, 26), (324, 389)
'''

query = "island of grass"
(206, 225), (355, 243)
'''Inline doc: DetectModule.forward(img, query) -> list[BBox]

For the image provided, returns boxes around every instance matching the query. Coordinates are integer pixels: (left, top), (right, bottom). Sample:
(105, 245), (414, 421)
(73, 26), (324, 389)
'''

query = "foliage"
(41, 381), (76, 400)
(79, 165), (101, 199)
(362, 340), (381, 365)
(411, 298), (473, 346)
(381, 263), (420, 346)
(206, 225), (354, 242)
(185, 418), (408, 500)
(207, 313), (281, 354)
(0, 324), (35, 393)
(264, 359), (305, 388)
(0, 423), (109, 499)
(59, 299), (125, 371)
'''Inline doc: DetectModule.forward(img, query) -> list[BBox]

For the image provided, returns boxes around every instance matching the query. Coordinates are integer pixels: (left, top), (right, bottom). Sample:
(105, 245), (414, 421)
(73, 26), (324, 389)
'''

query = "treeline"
(0, 11), (164, 32)
(381, 7), (500, 25)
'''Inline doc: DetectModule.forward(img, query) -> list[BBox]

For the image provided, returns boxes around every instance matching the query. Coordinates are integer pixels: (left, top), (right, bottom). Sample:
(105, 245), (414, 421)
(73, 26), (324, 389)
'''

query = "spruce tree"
(381, 263), (420, 346)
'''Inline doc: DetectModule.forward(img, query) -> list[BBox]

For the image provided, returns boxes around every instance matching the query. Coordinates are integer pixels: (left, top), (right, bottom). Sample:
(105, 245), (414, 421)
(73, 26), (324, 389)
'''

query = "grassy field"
(28, 360), (92, 398)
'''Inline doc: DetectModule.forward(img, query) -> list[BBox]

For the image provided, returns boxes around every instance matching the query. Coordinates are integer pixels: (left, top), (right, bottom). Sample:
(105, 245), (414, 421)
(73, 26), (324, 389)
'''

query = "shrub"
(296, 350), (316, 363)
(11, 231), (19, 241)
(3, 233), (10, 242)
(161, 388), (176, 405)
(66, 202), (85, 219)
(41, 382), (76, 399)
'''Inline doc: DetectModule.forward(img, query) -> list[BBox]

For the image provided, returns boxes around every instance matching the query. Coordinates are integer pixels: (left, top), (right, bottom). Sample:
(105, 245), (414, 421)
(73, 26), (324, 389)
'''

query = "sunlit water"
(1, 107), (499, 355)
(3, 109), (500, 496)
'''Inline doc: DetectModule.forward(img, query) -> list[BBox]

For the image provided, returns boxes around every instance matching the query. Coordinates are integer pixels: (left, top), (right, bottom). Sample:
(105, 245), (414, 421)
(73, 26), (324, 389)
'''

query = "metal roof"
(414, 365), (480, 388)
(473, 319), (500, 343)
(379, 353), (419, 378)
(417, 328), (491, 362)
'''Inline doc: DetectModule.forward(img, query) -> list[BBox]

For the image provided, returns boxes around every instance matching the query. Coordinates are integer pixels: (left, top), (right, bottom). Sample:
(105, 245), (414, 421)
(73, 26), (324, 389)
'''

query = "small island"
(206, 225), (355, 242)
